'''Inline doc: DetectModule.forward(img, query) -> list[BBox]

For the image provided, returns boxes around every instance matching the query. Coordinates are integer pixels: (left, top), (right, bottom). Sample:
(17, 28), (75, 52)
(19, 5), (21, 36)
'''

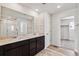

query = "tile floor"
(61, 39), (75, 50)
(36, 45), (76, 56)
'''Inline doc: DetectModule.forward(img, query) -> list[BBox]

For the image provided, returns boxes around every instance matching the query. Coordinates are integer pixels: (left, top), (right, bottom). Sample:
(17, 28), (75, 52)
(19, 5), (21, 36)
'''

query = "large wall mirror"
(0, 6), (34, 38)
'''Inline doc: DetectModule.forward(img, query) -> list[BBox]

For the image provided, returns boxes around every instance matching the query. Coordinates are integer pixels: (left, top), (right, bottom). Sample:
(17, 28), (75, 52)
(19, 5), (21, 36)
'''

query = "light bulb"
(57, 5), (61, 8)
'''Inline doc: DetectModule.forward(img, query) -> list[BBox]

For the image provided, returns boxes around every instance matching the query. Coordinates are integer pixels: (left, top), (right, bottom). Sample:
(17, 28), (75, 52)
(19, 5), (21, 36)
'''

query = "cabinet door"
(5, 45), (29, 56)
(4, 40), (29, 56)
(5, 47), (19, 56)
(0, 47), (4, 56)
(29, 38), (37, 56)
(20, 45), (29, 56)
(37, 36), (45, 53)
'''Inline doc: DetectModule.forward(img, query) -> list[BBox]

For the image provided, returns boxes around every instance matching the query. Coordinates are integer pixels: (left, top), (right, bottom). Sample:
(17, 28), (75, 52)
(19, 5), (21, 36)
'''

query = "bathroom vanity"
(0, 6), (45, 56)
(0, 35), (45, 56)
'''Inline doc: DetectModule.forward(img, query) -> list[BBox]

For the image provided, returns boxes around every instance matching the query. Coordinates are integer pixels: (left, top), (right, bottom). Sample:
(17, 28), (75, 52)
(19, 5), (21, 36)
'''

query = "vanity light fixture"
(57, 5), (61, 8)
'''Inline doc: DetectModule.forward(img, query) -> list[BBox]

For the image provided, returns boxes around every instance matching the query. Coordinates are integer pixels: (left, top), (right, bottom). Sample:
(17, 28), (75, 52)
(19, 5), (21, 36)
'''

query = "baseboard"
(50, 44), (60, 48)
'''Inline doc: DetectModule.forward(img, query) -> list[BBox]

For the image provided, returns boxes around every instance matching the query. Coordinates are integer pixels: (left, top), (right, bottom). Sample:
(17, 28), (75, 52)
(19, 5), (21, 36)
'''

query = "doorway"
(61, 16), (75, 50)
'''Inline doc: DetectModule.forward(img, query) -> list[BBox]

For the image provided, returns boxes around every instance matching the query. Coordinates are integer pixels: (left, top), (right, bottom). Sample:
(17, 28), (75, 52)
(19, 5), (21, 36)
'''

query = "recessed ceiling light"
(35, 9), (39, 11)
(57, 5), (61, 8)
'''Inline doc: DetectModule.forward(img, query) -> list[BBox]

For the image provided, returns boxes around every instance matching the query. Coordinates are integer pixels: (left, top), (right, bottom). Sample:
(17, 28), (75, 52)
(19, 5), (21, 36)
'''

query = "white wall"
(51, 8), (77, 47)
(61, 19), (73, 25)
(51, 14), (61, 46)
(75, 5), (79, 54)
(37, 12), (51, 49)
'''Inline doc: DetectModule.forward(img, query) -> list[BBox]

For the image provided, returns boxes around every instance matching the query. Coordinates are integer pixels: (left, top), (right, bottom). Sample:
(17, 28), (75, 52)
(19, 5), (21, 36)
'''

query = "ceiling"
(20, 3), (78, 14)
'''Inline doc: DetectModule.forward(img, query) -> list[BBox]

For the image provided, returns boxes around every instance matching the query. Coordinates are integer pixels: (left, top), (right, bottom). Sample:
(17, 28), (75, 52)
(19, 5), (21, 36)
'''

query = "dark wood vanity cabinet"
(29, 36), (45, 56)
(0, 36), (45, 56)
(4, 40), (29, 56)
(36, 36), (45, 53)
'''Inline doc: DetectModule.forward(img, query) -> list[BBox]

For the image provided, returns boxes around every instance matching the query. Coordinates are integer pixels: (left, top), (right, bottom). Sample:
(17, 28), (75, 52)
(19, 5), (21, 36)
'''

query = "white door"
(44, 13), (50, 49)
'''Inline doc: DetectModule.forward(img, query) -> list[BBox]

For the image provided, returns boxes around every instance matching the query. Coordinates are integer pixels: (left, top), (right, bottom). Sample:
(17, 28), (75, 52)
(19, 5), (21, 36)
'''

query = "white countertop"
(0, 34), (44, 46)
